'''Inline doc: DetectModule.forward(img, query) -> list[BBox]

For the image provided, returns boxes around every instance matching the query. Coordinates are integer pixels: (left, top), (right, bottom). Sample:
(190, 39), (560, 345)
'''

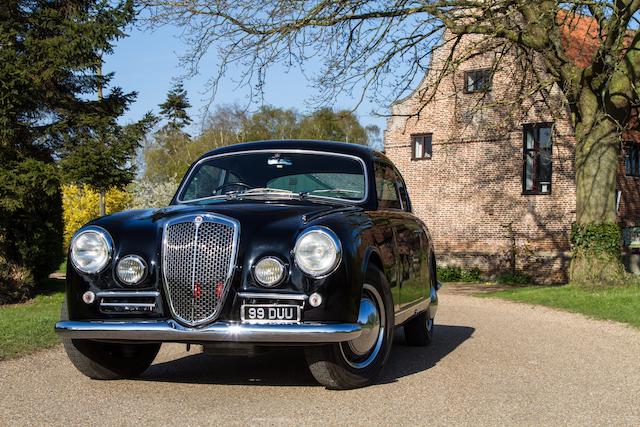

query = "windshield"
(177, 151), (367, 203)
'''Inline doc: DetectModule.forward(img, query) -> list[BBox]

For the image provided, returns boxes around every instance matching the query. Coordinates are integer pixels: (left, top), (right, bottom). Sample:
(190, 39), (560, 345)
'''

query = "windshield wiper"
(227, 187), (296, 200)
(306, 189), (362, 196)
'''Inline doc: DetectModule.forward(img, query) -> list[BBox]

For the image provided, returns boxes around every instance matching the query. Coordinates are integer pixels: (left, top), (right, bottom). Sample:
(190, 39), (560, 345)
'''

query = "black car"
(56, 140), (439, 389)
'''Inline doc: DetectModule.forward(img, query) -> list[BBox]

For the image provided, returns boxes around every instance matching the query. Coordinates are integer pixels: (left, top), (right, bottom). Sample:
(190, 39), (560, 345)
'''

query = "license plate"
(241, 304), (301, 324)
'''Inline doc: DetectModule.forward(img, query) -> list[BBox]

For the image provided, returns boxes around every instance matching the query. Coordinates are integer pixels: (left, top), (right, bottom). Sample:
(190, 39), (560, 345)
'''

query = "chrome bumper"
(55, 319), (362, 344)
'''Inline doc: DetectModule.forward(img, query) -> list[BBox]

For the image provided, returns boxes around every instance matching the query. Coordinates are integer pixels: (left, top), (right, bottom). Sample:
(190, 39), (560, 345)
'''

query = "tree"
(298, 108), (368, 145)
(0, 0), (138, 298)
(144, 83), (194, 182)
(143, 103), (374, 183)
(60, 64), (156, 215)
(143, 1), (640, 284)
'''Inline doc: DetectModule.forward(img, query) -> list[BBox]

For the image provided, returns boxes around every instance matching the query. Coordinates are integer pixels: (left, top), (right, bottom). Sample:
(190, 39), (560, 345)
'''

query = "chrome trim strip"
(394, 298), (430, 326)
(237, 292), (308, 301)
(55, 320), (362, 343)
(162, 213), (241, 327)
(175, 149), (369, 205)
(99, 302), (156, 308)
(96, 291), (160, 298)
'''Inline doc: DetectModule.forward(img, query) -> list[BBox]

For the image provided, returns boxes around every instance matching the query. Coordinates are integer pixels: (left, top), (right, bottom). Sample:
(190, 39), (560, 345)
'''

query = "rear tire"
(305, 266), (394, 389)
(60, 301), (160, 380)
(403, 311), (434, 346)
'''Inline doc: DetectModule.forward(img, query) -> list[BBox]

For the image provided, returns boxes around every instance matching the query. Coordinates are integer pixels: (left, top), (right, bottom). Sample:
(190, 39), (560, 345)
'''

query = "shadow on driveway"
(139, 324), (475, 387)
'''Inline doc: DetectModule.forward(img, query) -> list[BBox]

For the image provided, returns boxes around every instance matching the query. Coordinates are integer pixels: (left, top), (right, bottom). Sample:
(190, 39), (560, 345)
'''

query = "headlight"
(253, 257), (286, 287)
(293, 227), (342, 278)
(116, 255), (147, 285)
(70, 227), (112, 274)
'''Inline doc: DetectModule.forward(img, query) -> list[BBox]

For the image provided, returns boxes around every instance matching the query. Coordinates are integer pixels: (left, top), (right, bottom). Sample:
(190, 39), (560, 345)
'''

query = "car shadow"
(139, 324), (475, 387)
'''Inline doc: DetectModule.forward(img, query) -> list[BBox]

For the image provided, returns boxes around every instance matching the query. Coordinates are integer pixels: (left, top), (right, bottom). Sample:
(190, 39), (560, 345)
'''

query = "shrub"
(0, 156), (64, 290)
(62, 184), (132, 248)
(570, 223), (621, 257)
(496, 271), (533, 285)
(127, 178), (179, 209)
(437, 265), (482, 282)
(0, 254), (34, 305)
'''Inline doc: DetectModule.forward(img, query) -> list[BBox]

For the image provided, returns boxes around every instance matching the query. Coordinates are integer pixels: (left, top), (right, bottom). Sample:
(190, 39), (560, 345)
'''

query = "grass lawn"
(0, 279), (64, 361)
(479, 284), (640, 328)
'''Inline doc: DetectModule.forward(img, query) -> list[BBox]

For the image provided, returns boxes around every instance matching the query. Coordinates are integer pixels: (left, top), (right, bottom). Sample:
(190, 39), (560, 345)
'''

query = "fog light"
(253, 257), (286, 287)
(116, 255), (147, 285)
(82, 291), (95, 304)
(309, 292), (323, 307)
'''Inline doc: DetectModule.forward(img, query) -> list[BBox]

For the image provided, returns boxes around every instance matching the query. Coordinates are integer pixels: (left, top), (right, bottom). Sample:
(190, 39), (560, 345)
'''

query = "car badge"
(194, 215), (203, 224)
(193, 281), (202, 299)
(214, 281), (224, 299)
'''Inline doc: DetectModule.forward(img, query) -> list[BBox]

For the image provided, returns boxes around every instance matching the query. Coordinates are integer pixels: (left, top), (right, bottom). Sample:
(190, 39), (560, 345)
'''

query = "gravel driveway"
(1, 292), (639, 426)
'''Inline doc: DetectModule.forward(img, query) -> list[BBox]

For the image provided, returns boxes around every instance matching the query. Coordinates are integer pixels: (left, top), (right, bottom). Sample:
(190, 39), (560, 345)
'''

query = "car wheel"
(304, 266), (394, 389)
(60, 300), (160, 380)
(403, 310), (434, 346)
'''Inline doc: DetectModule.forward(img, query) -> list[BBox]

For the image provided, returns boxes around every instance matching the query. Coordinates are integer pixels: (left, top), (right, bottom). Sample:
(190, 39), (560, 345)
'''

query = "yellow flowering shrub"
(62, 185), (132, 248)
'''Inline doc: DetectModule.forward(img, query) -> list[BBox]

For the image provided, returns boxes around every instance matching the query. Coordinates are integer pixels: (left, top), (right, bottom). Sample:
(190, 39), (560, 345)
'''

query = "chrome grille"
(162, 214), (239, 326)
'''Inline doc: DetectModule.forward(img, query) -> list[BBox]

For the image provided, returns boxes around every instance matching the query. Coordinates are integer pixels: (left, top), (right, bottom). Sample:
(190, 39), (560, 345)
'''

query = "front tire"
(60, 301), (160, 380)
(305, 266), (394, 389)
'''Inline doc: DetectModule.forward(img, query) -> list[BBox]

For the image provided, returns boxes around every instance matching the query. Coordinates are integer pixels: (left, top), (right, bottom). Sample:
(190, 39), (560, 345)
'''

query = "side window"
(374, 162), (401, 210)
(397, 184), (411, 213)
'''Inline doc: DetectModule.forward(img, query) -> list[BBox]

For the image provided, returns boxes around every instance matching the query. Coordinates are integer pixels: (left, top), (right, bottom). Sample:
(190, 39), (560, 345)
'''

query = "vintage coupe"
(56, 140), (439, 389)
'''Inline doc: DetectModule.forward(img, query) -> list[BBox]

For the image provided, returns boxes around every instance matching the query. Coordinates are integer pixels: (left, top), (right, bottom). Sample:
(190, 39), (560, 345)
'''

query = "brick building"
(384, 14), (640, 283)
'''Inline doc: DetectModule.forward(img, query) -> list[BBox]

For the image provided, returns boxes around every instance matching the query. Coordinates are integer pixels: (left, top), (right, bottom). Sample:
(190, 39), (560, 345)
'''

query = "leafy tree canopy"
(144, 95), (373, 183)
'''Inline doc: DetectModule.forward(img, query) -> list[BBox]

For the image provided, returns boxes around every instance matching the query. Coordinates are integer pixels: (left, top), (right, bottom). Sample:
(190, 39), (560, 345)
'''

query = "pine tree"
(144, 84), (193, 182)
(0, 0), (139, 299)
(60, 63), (156, 215)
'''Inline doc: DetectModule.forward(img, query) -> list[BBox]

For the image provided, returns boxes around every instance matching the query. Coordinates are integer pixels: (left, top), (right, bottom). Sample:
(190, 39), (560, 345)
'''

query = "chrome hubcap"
(348, 296), (381, 355)
(340, 284), (385, 369)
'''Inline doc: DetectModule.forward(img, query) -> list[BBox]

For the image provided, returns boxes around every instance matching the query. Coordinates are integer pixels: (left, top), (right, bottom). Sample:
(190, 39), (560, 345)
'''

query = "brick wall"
(384, 34), (577, 283)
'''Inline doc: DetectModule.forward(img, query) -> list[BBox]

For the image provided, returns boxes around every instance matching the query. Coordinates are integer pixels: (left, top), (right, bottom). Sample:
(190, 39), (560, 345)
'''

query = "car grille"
(162, 214), (239, 326)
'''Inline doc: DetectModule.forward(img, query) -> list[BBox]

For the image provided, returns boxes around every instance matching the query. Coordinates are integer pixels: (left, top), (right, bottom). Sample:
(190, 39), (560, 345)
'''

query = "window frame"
(522, 123), (554, 195)
(463, 68), (493, 94)
(625, 143), (640, 178)
(411, 133), (433, 160)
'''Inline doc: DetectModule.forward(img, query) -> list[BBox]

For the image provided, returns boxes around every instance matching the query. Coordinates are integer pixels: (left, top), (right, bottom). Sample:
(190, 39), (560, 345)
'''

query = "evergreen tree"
(144, 83), (193, 182)
(60, 64), (156, 215)
(0, 0), (138, 299)
(159, 83), (192, 131)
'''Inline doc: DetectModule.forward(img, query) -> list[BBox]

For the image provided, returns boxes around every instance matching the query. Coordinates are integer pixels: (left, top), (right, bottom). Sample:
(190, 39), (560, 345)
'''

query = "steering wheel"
(213, 182), (252, 195)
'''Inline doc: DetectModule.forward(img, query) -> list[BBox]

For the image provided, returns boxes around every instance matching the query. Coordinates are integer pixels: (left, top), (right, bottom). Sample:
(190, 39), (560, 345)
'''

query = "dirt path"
(1, 293), (639, 426)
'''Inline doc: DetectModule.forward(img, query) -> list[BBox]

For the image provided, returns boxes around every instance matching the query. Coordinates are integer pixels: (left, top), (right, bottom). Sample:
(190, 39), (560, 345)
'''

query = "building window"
(523, 123), (553, 195)
(464, 69), (492, 93)
(412, 133), (432, 160)
(625, 143), (640, 177)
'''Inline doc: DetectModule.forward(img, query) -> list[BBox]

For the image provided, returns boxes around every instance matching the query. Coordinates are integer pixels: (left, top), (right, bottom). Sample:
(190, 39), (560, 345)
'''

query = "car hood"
(86, 200), (362, 276)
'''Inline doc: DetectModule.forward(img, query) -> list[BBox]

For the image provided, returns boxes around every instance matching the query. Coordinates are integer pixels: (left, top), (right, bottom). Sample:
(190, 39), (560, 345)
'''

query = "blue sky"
(104, 24), (390, 136)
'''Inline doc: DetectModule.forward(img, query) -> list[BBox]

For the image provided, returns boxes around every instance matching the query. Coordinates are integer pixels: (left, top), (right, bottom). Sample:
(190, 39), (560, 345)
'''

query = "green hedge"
(437, 265), (482, 282)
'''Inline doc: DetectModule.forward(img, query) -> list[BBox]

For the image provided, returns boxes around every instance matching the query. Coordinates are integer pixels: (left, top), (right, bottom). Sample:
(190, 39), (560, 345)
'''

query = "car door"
(391, 167), (427, 308)
(371, 161), (404, 312)
(372, 161), (427, 311)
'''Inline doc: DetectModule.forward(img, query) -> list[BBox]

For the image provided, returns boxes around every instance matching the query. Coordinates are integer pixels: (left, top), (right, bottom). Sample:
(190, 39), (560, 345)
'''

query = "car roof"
(198, 140), (377, 160)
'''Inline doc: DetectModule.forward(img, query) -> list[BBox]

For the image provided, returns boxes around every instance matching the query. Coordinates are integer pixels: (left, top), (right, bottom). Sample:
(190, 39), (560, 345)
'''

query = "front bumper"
(55, 319), (362, 344)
